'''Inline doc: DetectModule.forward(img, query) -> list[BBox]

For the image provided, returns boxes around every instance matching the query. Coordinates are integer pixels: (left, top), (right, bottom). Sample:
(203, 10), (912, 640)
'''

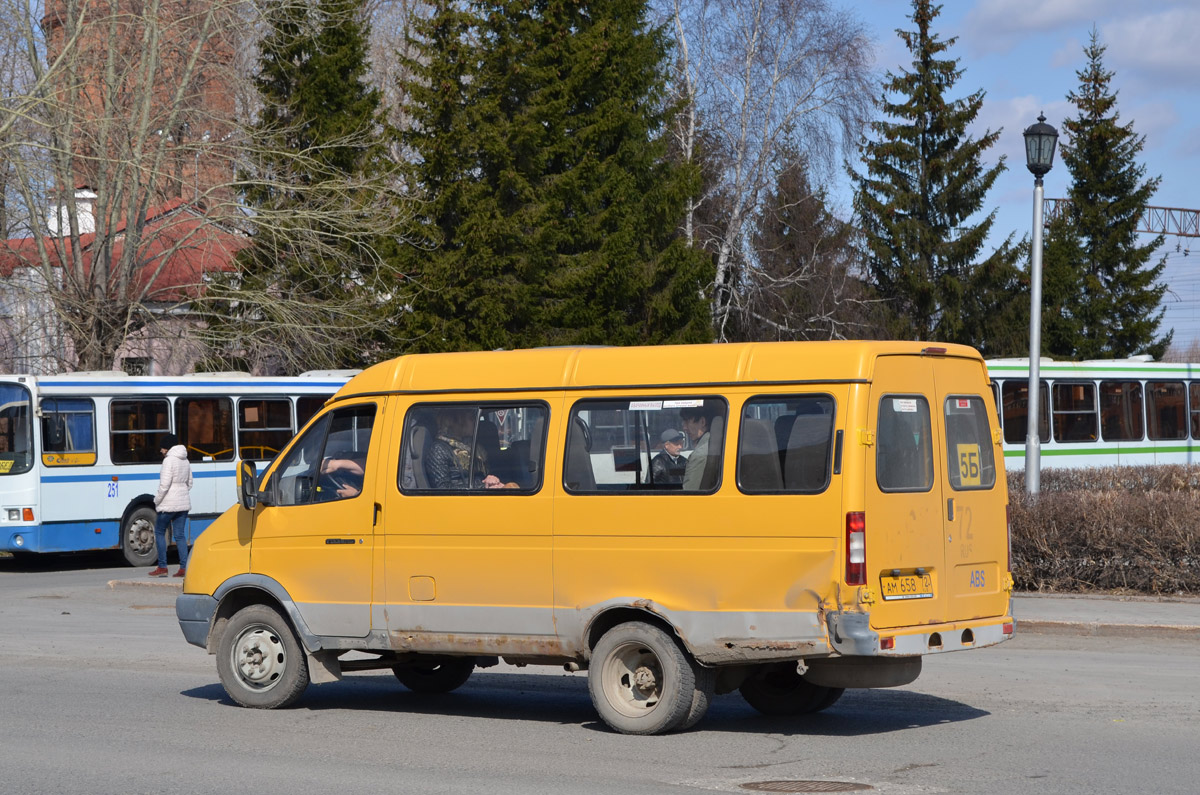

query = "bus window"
(1000, 380), (1049, 444)
(737, 395), (835, 494)
(1052, 382), (1097, 443)
(40, 398), (97, 466)
(1099, 380), (1143, 441)
(296, 396), (328, 430)
(111, 399), (170, 464)
(944, 395), (996, 491)
(176, 397), (235, 462)
(1147, 381), (1186, 441)
(0, 383), (33, 475)
(238, 399), (293, 461)
(400, 403), (547, 492)
(876, 395), (933, 493)
(1190, 383), (1200, 439)
(563, 397), (727, 493)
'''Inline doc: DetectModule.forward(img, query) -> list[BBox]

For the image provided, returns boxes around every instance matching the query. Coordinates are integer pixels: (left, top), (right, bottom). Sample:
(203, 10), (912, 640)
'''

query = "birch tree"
(665, 0), (873, 341)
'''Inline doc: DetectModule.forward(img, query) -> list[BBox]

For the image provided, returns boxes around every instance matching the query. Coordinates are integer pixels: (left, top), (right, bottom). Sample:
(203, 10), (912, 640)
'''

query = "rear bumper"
(828, 610), (1014, 656)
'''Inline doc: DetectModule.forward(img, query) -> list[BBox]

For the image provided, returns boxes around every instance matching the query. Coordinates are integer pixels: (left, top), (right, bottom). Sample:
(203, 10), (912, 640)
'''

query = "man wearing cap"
(148, 433), (193, 578)
(649, 429), (687, 485)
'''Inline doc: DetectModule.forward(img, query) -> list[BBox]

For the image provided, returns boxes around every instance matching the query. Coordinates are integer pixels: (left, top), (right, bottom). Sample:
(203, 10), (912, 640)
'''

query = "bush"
(1008, 466), (1200, 595)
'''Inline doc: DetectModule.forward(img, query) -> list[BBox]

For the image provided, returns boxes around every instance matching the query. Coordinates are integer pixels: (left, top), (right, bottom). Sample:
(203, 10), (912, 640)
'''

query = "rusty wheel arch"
(584, 604), (685, 658)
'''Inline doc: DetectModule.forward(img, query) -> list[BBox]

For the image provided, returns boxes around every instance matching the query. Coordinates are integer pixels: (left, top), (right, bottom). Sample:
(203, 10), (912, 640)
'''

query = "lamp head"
(1024, 113), (1058, 177)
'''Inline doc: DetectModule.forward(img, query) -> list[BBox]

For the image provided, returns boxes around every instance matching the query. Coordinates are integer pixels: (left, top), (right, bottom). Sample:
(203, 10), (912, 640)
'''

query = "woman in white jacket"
(148, 433), (193, 578)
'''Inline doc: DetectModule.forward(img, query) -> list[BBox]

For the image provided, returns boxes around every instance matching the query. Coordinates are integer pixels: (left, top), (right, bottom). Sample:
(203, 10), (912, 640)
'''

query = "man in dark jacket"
(649, 429), (687, 485)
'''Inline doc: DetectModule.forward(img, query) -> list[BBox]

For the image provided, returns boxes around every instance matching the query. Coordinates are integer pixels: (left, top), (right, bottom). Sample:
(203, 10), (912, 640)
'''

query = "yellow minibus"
(176, 341), (1014, 735)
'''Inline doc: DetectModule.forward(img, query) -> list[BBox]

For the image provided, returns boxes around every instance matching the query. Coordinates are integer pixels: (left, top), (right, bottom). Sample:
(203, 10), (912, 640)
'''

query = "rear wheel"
(588, 621), (709, 735)
(739, 662), (844, 716)
(216, 604), (309, 709)
(391, 658), (475, 693)
(121, 506), (158, 567)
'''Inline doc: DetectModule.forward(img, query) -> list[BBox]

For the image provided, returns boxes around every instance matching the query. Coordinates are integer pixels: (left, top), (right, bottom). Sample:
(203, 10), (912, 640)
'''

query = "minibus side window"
(399, 403), (548, 493)
(563, 397), (727, 493)
(175, 397), (235, 462)
(737, 395), (834, 494)
(271, 405), (376, 505)
(110, 399), (170, 464)
(944, 395), (996, 491)
(876, 395), (933, 492)
(40, 397), (97, 466)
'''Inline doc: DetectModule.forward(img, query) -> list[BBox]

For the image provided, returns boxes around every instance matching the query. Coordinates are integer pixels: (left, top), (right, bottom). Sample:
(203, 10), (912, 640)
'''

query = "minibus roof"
(332, 341), (983, 399)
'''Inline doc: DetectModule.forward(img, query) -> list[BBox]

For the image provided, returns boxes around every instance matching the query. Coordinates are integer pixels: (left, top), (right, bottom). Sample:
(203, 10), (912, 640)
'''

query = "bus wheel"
(588, 621), (707, 735)
(738, 662), (844, 716)
(392, 658), (475, 693)
(121, 506), (158, 567)
(217, 604), (309, 709)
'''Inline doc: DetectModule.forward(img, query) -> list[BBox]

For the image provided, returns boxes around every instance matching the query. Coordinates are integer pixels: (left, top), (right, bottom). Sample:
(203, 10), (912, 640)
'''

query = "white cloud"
(1100, 9), (1200, 86)
(964, 0), (1121, 54)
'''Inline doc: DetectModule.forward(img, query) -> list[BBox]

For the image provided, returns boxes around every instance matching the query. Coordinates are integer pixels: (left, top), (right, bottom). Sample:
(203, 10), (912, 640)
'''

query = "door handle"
(373, 502), (382, 526)
(947, 498), (954, 522)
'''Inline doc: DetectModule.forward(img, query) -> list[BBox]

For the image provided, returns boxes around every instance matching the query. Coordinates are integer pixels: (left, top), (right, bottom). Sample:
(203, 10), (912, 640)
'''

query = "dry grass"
(1008, 467), (1200, 595)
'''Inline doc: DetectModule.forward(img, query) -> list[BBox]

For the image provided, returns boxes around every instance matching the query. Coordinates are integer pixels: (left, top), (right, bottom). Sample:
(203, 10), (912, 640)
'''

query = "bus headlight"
(7, 509), (18, 521)
(12, 534), (23, 547)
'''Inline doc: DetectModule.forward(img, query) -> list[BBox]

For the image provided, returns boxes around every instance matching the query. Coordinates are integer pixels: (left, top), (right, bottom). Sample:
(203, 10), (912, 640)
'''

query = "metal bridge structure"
(1044, 198), (1199, 238)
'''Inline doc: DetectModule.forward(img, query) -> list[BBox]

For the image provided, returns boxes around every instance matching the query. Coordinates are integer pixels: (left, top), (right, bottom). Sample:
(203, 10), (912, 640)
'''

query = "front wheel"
(392, 658), (475, 693)
(588, 621), (711, 735)
(121, 505), (158, 567)
(739, 662), (844, 716)
(216, 604), (309, 709)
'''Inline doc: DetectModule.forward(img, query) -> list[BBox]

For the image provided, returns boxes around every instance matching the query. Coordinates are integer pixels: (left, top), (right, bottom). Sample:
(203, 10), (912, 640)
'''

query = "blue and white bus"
(0, 370), (355, 565)
(987, 357), (1200, 470)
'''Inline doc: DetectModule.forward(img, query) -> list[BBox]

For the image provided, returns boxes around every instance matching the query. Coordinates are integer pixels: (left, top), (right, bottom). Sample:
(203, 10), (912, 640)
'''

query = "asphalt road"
(2, 554), (1198, 795)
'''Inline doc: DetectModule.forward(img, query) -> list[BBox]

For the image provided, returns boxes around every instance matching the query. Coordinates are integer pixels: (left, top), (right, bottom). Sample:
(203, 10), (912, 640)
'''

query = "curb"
(107, 579), (183, 590)
(1018, 619), (1200, 639)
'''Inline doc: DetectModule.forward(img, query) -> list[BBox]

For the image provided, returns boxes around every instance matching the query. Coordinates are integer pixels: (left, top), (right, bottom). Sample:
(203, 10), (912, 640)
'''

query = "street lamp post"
(1022, 112), (1058, 495)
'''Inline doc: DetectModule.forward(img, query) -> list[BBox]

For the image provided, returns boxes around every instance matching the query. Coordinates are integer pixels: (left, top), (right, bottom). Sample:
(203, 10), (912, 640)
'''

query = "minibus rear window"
(944, 395), (996, 491)
(876, 395), (934, 493)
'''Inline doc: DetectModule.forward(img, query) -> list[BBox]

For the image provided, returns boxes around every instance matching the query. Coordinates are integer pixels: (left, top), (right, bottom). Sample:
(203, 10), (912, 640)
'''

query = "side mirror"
(237, 459), (258, 510)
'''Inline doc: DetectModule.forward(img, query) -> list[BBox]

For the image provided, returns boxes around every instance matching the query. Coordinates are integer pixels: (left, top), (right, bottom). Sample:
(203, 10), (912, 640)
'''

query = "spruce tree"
(1040, 30), (1170, 360)
(204, 0), (395, 373)
(394, 0), (712, 353)
(850, 0), (1025, 352)
(738, 155), (879, 341)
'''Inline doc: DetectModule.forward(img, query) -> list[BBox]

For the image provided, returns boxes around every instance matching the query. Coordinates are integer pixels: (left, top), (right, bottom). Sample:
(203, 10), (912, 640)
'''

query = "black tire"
(680, 663), (717, 730)
(121, 505), (158, 567)
(588, 621), (705, 735)
(216, 604), (309, 709)
(739, 662), (844, 717)
(391, 658), (475, 693)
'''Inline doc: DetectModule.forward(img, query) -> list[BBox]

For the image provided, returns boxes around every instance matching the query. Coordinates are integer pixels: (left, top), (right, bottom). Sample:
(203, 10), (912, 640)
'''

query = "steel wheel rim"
(231, 623), (287, 693)
(127, 517), (154, 556)
(601, 641), (664, 718)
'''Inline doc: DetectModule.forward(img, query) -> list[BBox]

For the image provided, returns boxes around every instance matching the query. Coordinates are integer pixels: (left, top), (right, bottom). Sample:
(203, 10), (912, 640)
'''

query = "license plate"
(881, 573), (934, 601)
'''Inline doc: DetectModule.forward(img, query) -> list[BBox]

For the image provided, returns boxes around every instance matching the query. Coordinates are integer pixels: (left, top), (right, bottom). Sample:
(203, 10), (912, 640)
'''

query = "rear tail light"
(846, 511), (866, 585)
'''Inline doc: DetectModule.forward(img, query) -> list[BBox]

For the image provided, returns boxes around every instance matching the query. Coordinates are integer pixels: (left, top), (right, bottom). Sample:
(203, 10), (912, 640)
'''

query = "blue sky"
(849, 0), (1200, 353)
